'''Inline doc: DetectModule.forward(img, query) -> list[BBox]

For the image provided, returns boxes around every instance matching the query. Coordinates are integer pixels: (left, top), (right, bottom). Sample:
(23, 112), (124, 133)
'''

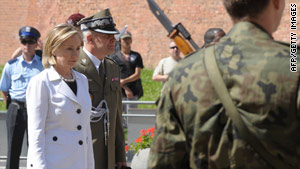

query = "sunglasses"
(170, 46), (178, 50)
(21, 39), (37, 45)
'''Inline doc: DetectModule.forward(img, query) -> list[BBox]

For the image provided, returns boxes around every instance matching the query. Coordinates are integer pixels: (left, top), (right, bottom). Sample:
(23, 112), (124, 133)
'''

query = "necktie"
(99, 62), (104, 82)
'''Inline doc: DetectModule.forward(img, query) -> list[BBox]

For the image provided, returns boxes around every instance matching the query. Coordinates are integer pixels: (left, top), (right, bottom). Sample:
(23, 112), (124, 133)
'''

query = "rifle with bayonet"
(147, 0), (199, 56)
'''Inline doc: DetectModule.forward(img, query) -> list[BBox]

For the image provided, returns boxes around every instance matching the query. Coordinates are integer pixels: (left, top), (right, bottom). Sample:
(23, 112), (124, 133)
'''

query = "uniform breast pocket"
(110, 82), (120, 92)
(11, 74), (23, 88)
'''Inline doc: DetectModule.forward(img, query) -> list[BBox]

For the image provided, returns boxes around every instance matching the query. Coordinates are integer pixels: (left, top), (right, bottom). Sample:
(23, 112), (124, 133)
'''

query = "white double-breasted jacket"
(26, 67), (94, 169)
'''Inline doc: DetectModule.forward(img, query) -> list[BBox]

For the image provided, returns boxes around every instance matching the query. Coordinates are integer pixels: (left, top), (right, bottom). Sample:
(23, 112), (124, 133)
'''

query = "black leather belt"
(11, 100), (27, 108)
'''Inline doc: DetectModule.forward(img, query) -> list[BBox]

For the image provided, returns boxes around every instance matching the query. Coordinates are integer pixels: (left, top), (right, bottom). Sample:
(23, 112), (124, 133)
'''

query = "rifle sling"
(204, 46), (294, 169)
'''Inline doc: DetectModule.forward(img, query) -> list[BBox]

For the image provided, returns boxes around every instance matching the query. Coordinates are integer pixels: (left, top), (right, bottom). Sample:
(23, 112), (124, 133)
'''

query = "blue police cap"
(19, 26), (41, 40)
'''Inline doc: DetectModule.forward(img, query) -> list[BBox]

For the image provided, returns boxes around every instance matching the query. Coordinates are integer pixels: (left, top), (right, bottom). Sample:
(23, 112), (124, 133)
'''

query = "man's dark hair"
(202, 28), (225, 48)
(223, 0), (270, 19)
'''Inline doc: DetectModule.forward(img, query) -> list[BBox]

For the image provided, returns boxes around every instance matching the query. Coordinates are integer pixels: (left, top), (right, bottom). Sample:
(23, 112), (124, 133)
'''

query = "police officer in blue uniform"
(0, 26), (43, 169)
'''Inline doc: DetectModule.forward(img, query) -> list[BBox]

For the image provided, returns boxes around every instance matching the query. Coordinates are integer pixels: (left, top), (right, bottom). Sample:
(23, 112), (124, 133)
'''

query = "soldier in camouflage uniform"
(148, 0), (300, 168)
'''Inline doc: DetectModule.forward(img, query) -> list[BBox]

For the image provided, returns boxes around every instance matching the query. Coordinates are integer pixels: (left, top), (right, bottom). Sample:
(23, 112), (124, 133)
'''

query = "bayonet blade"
(115, 25), (128, 40)
(147, 0), (174, 34)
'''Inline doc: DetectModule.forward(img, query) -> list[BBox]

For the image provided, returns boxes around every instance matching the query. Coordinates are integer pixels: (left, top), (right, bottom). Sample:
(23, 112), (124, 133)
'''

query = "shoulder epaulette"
(105, 56), (117, 64)
(7, 58), (18, 64)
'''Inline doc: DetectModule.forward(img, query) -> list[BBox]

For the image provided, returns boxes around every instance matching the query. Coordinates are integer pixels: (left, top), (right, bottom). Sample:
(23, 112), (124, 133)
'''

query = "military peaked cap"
(78, 8), (119, 34)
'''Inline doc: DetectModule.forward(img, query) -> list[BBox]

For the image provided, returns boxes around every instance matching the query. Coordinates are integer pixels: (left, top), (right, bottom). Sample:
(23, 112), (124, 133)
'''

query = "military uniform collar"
(227, 22), (273, 41)
(83, 47), (104, 70)
(79, 47), (108, 88)
(249, 21), (273, 39)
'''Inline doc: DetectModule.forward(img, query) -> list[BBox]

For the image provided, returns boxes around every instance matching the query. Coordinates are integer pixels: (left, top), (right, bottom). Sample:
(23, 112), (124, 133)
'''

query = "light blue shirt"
(0, 54), (43, 102)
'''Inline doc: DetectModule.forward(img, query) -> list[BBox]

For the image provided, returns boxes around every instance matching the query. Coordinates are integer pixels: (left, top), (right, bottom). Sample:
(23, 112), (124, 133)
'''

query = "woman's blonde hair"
(42, 24), (83, 68)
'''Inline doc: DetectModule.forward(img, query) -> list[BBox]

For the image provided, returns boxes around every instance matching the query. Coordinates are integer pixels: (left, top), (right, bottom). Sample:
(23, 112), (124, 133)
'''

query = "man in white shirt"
(152, 41), (182, 86)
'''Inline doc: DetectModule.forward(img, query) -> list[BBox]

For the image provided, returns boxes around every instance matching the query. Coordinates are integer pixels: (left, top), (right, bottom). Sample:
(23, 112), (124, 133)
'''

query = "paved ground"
(0, 157), (132, 168)
(0, 159), (27, 168)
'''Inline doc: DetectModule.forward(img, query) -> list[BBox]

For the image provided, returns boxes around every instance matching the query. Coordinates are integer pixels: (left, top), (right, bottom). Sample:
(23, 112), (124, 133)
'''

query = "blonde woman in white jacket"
(26, 24), (94, 169)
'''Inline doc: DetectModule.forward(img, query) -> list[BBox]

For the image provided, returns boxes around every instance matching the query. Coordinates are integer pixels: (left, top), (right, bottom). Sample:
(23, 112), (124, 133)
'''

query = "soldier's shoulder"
(73, 63), (82, 70)
(184, 49), (199, 59)
(168, 50), (204, 81)
(275, 40), (300, 50)
(73, 58), (86, 72)
(105, 56), (118, 65)
(107, 53), (117, 60)
(179, 49), (204, 65)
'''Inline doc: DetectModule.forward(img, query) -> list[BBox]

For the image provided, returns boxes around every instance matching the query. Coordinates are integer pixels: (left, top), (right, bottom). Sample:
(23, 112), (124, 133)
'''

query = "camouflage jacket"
(148, 22), (300, 169)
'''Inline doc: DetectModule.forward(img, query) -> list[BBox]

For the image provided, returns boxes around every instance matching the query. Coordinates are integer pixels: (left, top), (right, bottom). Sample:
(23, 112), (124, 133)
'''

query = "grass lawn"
(0, 66), (161, 111)
(139, 68), (162, 108)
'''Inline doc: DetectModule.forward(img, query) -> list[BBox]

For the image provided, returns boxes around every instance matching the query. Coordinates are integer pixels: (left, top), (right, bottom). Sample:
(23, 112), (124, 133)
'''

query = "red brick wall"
(0, 0), (299, 68)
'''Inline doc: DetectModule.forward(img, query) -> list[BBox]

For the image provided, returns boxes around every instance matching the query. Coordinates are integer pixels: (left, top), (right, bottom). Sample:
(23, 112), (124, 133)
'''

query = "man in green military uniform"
(74, 9), (126, 169)
(148, 0), (300, 169)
